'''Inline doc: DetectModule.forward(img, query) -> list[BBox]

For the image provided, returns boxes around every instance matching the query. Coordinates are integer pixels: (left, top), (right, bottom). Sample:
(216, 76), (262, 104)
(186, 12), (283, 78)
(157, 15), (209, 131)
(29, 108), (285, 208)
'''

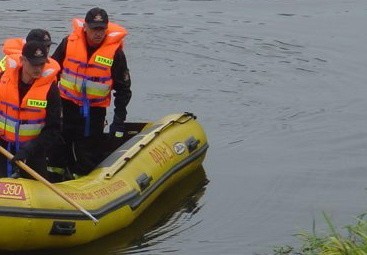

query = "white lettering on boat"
(0, 182), (26, 200)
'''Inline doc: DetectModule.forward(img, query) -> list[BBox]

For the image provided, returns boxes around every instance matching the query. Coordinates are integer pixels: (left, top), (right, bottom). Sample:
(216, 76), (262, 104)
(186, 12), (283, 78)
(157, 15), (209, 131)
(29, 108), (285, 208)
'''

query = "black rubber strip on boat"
(0, 143), (209, 220)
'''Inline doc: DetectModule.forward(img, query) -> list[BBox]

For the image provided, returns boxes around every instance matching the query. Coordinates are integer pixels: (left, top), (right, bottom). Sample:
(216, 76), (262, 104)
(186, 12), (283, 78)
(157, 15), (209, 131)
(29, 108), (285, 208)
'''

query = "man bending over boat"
(48, 7), (132, 177)
(0, 41), (62, 180)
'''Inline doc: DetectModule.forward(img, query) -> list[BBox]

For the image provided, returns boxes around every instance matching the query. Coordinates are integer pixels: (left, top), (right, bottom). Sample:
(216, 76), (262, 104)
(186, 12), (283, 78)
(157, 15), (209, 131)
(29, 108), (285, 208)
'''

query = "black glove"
(109, 122), (125, 138)
(9, 148), (29, 179)
(10, 148), (29, 165)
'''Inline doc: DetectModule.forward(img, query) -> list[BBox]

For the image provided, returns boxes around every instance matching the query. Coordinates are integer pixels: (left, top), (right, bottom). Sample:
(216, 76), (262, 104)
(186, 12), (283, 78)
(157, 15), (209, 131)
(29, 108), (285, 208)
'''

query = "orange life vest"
(0, 38), (25, 72)
(2, 38), (25, 56)
(59, 18), (128, 109)
(0, 54), (60, 144)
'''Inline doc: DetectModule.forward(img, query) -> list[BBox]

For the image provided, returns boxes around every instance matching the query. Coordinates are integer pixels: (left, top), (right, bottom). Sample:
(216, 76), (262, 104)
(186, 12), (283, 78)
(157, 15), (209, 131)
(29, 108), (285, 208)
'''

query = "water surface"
(1, 0), (367, 254)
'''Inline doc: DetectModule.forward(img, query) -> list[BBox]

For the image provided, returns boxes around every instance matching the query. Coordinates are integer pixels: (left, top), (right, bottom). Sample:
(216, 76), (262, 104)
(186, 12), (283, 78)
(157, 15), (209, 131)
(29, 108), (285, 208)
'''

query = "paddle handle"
(0, 146), (98, 224)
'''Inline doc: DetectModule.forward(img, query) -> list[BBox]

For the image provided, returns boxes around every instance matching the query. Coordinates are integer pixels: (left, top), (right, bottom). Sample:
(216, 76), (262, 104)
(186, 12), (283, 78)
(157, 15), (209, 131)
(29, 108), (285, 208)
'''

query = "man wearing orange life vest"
(49, 7), (132, 176)
(0, 29), (54, 73)
(0, 41), (62, 179)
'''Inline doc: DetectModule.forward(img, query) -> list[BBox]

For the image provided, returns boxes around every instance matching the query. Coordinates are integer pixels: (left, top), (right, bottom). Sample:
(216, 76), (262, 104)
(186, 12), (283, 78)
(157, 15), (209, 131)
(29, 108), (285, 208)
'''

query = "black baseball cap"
(22, 41), (48, 65)
(85, 7), (109, 29)
(26, 29), (54, 46)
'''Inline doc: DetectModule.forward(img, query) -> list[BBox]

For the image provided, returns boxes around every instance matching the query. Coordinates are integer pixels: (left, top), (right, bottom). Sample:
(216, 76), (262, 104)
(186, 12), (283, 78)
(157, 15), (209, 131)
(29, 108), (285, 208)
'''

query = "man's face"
(21, 57), (45, 79)
(84, 24), (107, 47)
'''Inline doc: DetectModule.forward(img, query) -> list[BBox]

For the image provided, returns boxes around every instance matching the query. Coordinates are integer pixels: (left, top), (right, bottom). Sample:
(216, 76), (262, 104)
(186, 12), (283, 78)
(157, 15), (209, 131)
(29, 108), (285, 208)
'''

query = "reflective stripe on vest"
(0, 113), (45, 137)
(59, 71), (111, 98)
(0, 56), (6, 72)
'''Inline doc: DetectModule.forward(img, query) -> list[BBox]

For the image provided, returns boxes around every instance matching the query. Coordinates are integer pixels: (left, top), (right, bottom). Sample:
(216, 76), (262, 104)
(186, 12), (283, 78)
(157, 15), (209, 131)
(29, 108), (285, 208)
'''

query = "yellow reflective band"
(95, 55), (113, 67)
(115, 131), (124, 138)
(0, 120), (43, 138)
(47, 166), (65, 175)
(27, 99), (47, 108)
(19, 129), (42, 136)
(60, 75), (110, 97)
(0, 122), (16, 133)
(60, 77), (78, 90)
(0, 56), (6, 72)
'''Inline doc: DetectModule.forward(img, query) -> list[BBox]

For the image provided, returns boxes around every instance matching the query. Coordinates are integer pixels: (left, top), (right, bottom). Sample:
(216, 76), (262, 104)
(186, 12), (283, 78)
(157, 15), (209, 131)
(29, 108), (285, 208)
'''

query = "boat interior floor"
(46, 122), (148, 182)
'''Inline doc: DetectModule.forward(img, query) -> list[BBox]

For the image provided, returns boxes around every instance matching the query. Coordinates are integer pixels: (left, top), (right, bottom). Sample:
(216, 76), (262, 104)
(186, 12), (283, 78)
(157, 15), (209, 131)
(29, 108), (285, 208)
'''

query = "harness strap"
(81, 79), (90, 136)
(67, 58), (107, 71)
(6, 138), (22, 177)
(60, 86), (105, 137)
(6, 142), (12, 177)
(64, 68), (110, 82)
(0, 101), (42, 113)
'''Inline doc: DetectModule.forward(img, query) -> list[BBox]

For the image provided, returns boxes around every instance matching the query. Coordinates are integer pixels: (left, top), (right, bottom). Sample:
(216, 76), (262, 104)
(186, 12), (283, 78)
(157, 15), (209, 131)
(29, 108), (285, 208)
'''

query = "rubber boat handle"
(50, 221), (76, 235)
(186, 136), (200, 153)
(136, 173), (152, 191)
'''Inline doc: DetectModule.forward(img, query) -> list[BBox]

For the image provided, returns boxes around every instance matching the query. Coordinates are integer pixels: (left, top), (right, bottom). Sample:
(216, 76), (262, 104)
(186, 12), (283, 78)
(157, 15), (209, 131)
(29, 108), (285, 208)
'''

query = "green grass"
(273, 212), (367, 255)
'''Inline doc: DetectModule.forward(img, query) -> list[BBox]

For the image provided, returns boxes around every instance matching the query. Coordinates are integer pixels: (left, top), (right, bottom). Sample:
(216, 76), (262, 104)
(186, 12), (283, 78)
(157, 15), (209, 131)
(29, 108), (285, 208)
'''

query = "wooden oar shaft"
(0, 146), (98, 224)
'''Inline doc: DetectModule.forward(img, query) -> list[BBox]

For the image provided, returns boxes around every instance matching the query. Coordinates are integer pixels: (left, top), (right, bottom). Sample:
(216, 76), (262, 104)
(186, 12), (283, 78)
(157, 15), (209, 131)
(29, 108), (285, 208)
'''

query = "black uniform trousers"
(47, 99), (107, 176)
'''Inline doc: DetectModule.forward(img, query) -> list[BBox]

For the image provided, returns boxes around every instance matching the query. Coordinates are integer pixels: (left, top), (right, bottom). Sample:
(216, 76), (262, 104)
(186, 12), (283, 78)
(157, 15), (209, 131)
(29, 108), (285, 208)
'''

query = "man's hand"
(11, 148), (28, 164)
(10, 148), (29, 178)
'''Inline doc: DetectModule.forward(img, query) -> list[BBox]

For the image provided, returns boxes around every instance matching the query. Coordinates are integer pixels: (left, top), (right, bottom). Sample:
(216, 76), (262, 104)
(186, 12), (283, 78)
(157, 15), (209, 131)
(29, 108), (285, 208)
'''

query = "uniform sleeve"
(111, 48), (132, 125)
(51, 37), (68, 68)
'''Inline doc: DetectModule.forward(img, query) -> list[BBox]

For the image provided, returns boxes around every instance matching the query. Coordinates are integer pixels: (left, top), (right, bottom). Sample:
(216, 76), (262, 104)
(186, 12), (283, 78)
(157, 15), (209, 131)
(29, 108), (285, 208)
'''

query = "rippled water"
(1, 0), (367, 254)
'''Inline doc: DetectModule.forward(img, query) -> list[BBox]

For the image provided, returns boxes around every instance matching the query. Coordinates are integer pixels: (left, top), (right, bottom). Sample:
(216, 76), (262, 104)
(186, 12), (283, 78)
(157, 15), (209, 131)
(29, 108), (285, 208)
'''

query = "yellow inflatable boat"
(0, 112), (208, 251)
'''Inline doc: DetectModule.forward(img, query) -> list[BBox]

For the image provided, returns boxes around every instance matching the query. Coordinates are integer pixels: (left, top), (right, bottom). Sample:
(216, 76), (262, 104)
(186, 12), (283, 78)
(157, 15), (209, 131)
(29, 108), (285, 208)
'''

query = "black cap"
(85, 7), (109, 29)
(26, 29), (54, 46)
(22, 41), (48, 65)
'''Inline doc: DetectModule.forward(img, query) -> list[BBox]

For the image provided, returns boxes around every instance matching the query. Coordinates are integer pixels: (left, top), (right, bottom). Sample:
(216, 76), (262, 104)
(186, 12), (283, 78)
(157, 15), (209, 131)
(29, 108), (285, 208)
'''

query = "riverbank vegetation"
(273, 212), (367, 255)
